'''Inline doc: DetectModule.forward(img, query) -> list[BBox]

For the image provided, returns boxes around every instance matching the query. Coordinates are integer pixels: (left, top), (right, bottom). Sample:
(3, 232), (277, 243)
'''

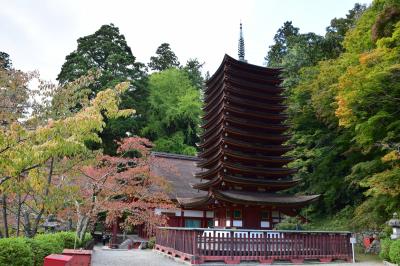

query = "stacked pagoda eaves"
(196, 55), (294, 189)
(185, 54), (319, 209)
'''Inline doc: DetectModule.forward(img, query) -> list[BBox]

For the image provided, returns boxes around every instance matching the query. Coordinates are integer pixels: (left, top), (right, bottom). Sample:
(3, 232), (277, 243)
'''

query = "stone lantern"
(388, 212), (400, 239)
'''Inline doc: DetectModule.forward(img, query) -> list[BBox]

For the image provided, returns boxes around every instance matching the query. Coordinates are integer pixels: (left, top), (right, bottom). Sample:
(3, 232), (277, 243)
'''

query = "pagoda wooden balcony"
(155, 227), (353, 265)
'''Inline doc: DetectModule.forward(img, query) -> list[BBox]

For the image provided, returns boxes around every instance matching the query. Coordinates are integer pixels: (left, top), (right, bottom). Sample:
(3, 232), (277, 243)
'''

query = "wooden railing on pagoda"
(155, 227), (353, 264)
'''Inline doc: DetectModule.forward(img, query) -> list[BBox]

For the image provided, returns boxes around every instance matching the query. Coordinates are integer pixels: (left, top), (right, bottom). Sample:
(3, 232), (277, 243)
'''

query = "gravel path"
(91, 245), (184, 266)
(91, 245), (383, 266)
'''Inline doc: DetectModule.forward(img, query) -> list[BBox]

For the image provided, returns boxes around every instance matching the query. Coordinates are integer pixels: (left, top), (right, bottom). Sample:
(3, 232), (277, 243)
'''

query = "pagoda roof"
(177, 195), (213, 209)
(204, 80), (284, 103)
(224, 126), (291, 143)
(201, 115), (288, 132)
(223, 137), (293, 154)
(214, 190), (320, 207)
(192, 175), (301, 190)
(199, 126), (291, 148)
(205, 54), (282, 93)
(202, 105), (287, 122)
(197, 149), (293, 168)
(222, 161), (297, 177)
(177, 190), (319, 209)
(197, 137), (293, 159)
(225, 95), (287, 112)
(194, 161), (296, 180)
(203, 94), (286, 112)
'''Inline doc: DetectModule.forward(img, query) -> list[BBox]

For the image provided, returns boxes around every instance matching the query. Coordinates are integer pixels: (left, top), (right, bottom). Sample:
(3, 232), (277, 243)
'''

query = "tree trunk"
(16, 194), (21, 236)
(1, 194), (9, 238)
(78, 216), (89, 242)
(66, 217), (72, 231)
(22, 209), (32, 237)
(75, 209), (90, 243)
(31, 157), (54, 237)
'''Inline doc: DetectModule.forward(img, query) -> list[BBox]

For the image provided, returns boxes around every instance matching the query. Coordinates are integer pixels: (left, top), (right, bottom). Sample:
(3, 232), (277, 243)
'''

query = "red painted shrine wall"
(244, 207), (260, 229)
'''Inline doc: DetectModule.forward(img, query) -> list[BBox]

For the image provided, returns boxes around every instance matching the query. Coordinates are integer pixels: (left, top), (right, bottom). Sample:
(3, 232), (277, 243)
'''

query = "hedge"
(0, 232), (92, 266)
(0, 238), (34, 266)
(389, 240), (400, 264)
(56, 231), (91, 249)
(379, 238), (393, 261)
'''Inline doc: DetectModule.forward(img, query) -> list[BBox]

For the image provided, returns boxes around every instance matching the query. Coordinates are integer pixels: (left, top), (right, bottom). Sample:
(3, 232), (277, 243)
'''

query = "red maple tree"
(76, 137), (174, 239)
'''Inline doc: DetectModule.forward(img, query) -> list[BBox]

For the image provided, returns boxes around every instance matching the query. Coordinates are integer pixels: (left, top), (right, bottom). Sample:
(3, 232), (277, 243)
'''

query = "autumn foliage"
(77, 137), (174, 236)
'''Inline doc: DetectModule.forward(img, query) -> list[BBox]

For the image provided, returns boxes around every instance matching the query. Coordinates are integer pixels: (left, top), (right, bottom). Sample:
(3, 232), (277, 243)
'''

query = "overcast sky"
(1, 0), (372, 81)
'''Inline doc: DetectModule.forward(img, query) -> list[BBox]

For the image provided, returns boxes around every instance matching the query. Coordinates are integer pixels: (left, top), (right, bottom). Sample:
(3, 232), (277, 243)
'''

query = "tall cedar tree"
(265, 21), (300, 67)
(183, 58), (205, 90)
(56, 24), (148, 154)
(148, 43), (180, 71)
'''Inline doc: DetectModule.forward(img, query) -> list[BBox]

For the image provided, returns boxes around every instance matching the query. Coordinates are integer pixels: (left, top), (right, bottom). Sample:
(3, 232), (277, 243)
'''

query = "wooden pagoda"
(178, 54), (319, 229)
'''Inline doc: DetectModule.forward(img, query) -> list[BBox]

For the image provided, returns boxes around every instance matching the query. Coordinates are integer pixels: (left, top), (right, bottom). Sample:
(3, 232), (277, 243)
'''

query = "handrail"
(155, 226), (353, 264)
(157, 226), (351, 234)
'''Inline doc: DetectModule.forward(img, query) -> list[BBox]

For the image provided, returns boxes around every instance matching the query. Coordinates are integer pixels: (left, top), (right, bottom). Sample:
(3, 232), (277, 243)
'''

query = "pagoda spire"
(238, 22), (247, 62)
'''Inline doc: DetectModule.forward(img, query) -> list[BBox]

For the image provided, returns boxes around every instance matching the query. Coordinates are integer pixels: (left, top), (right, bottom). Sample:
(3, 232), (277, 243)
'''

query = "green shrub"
(32, 234), (63, 266)
(389, 240), (400, 264)
(0, 238), (34, 266)
(0, 232), (92, 266)
(380, 238), (393, 261)
(81, 232), (93, 248)
(53, 231), (92, 249)
(147, 237), (155, 249)
(55, 231), (78, 249)
(275, 217), (303, 230)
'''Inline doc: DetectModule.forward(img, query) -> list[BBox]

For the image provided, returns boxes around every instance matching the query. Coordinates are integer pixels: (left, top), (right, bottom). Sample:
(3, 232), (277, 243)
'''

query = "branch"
(0, 176), (10, 186)
(0, 163), (41, 186)
(0, 137), (28, 155)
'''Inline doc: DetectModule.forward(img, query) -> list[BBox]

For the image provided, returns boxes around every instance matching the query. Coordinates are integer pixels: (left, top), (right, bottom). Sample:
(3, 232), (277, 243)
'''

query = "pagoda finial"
(238, 22), (247, 62)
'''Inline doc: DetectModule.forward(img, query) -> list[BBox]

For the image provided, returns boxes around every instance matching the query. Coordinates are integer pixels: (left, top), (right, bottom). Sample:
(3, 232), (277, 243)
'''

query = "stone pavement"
(91, 244), (383, 266)
(91, 245), (183, 266)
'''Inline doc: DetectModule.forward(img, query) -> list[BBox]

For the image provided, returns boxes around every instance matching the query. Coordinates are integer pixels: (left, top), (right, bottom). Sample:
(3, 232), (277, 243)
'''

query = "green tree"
(275, 0), (400, 230)
(265, 21), (299, 67)
(142, 68), (201, 155)
(0, 75), (133, 237)
(183, 58), (205, 90)
(0, 61), (30, 127)
(56, 24), (148, 154)
(148, 43), (180, 71)
(0, 52), (12, 70)
(280, 32), (327, 88)
(324, 3), (367, 58)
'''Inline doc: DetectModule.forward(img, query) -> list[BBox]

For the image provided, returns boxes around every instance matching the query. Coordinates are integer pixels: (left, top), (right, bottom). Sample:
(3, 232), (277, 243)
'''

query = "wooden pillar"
(202, 210), (206, 228)
(111, 219), (118, 247)
(230, 207), (233, 228)
(181, 210), (185, 227)
(269, 208), (273, 229)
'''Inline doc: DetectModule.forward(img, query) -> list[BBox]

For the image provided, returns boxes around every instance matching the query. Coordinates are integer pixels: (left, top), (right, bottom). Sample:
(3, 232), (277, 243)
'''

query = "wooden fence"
(155, 227), (353, 264)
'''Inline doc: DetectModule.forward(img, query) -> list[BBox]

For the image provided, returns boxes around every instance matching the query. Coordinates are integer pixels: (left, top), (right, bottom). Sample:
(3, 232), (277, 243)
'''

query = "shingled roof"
(150, 152), (207, 200)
